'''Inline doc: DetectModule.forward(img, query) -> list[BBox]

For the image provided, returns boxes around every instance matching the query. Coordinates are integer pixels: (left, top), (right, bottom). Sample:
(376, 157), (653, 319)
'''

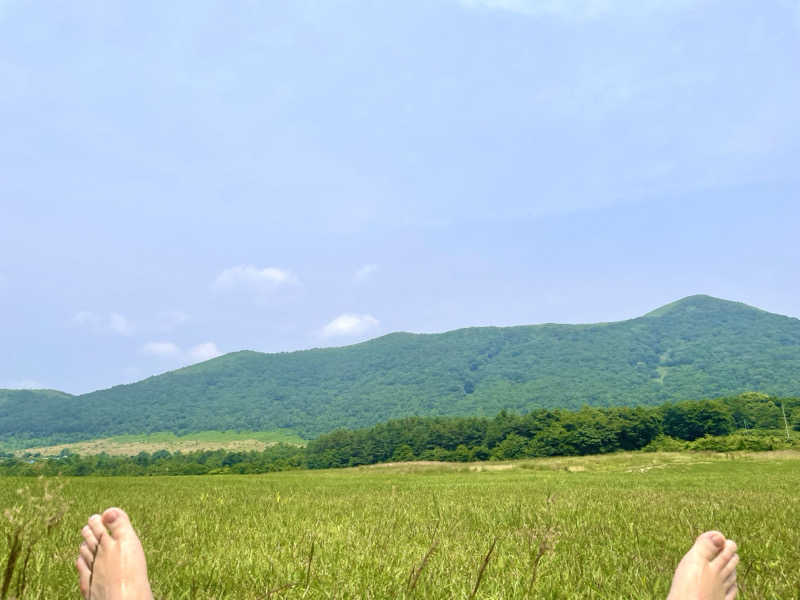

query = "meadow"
(16, 429), (304, 457)
(2, 451), (799, 599)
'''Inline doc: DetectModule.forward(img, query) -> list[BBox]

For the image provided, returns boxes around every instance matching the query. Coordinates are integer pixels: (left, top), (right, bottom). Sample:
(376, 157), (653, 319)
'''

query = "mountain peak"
(643, 295), (763, 318)
(4, 294), (800, 445)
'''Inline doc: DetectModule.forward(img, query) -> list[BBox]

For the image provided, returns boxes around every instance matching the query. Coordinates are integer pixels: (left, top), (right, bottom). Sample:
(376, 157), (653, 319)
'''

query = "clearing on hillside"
(16, 429), (304, 456)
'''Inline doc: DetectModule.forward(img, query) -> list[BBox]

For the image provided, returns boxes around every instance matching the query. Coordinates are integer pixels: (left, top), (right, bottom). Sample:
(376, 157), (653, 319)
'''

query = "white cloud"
(458, 0), (702, 20)
(141, 341), (223, 364)
(321, 313), (380, 338)
(72, 311), (134, 335)
(354, 264), (378, 283)
(213, 265), (298, 292)
(187, 342), (222, 362)
(3, 379), (46, 390)
(108, 313), (134, 335)
(141, 341), (181, 357)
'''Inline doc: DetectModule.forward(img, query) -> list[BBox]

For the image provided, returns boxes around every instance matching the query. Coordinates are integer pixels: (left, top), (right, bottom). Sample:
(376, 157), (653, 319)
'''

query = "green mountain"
(3, 295), (800, 444)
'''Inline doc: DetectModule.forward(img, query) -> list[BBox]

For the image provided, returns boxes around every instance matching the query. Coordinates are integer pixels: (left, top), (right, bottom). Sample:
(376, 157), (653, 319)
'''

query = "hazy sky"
(2, 0), (799, 394)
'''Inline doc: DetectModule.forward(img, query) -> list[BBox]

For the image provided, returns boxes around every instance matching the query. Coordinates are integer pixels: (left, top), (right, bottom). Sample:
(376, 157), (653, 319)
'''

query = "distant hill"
(0, 389), (74, 404)
(2, 295), (800, 445)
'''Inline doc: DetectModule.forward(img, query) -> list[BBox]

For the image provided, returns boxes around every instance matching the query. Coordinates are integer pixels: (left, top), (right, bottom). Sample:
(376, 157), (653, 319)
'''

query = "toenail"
(105, 509), (119, 523)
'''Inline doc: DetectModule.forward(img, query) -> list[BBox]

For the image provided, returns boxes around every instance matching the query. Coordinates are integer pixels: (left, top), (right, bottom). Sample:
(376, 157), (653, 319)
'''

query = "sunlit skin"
(667, 531), (739, 600)
(75, 508), (153, 600)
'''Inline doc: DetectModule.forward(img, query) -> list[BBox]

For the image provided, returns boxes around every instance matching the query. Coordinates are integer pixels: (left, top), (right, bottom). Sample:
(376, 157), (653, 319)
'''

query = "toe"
(724, 581), (738, 600)
(76, 555), (91, 599)
(102, 506), (135, 540)
(723, 569), (736, 590)
(88, 514), (106, 543)
(720, 553), (739, 580)
(79, 542), (94, 568)
(691, 530), (726, 562)
(711, 539), (738, 571)
(81, 525), (99, 553)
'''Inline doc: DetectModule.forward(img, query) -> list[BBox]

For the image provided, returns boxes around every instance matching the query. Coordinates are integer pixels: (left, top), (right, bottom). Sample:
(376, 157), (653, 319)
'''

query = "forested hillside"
(3, 295), (800, 445)
(3, 394), (797, 476)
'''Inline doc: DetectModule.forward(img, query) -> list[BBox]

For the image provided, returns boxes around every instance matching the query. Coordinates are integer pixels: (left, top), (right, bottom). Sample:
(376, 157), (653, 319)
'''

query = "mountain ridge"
(2, 295), (793, 398)
(3, 295), (800, 444)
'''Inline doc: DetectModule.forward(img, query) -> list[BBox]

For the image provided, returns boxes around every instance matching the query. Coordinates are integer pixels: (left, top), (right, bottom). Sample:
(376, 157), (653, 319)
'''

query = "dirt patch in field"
(469, 464), (514, 471)
(361, 451), (800, 475)
(367, 460), (445, 468)
(361, 460), (517, 472)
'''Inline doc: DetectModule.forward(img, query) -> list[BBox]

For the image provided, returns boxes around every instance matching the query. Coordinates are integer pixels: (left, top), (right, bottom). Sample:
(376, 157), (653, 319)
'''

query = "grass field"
(2, 451), (799, 599)
(16, 429), (305, 456)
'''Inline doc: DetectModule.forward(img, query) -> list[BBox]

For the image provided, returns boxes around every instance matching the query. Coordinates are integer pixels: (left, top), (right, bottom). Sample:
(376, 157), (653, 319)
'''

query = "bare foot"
(75, 507), (154, 600)
(667, 531), (739, 600)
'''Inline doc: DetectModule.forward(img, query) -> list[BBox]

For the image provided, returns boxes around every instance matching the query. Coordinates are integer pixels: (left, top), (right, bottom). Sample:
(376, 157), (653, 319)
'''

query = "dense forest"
(2, 394), (797, 476)
(304, 393), (799, 467)
(2, 296), (800, 447)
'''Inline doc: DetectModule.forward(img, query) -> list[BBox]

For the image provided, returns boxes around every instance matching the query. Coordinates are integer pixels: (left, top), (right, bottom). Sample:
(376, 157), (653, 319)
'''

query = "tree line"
(1, 393), (797, 476)
(0, 444), (306, 476)
(305, 393), (799, 468)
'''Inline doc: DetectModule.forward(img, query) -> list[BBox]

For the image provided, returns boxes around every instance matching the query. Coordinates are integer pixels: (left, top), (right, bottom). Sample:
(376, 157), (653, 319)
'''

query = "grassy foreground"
(2, 452), (799, 599)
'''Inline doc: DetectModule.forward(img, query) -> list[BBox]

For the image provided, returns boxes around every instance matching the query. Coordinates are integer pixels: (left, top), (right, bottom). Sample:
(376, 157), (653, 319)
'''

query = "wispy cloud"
(108, 313), (133, 335)
(321, 313), (380, 338)
(141, 341), (223, 364)
(72, 311), (134, 335)
(187, 342), (222, 362)
(354, 264), (378, 283)
(213, 265), (298, 293)
(141, 341), (181, 358)
(457, 0), (702, 20)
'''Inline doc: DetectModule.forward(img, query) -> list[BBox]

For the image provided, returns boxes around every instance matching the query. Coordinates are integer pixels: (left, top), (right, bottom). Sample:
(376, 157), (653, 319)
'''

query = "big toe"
(691, 530), (726, 562)
(102, 507), (136, 541)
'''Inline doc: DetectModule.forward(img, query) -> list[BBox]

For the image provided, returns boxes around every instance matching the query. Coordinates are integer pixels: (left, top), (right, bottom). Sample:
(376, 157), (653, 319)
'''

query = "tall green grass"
(2, 452), (799, 598)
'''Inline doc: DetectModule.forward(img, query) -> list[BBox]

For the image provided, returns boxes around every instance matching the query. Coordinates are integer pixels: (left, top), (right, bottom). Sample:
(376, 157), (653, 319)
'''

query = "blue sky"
(1, 0), (799, 394)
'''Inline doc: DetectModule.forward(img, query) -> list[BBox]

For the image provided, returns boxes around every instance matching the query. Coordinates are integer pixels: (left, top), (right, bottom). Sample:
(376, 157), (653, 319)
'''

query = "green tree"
(452, 444), (471, 462)
(392, 444), (415, 462)
(491, 433), (528, 460)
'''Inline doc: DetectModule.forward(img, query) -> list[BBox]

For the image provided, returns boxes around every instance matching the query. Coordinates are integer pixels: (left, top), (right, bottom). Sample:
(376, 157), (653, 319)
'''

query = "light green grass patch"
(15, 429), (305, 457)
(107, 429), (305, 445)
